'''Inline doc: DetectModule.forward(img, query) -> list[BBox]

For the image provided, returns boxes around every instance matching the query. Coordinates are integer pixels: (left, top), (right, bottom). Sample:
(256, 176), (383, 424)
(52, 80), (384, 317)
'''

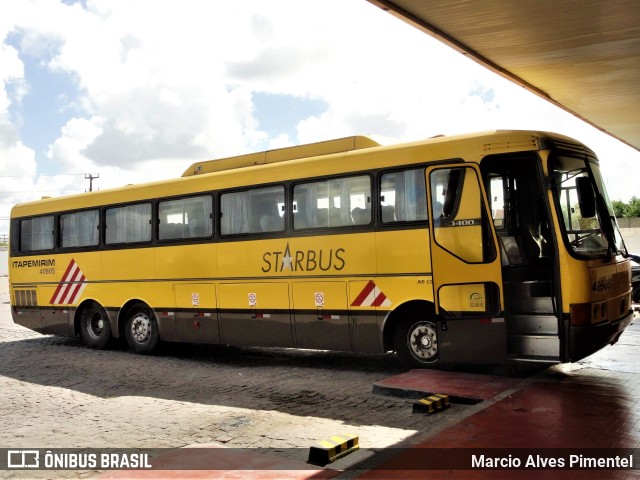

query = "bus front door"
(426, 165), (505, 364)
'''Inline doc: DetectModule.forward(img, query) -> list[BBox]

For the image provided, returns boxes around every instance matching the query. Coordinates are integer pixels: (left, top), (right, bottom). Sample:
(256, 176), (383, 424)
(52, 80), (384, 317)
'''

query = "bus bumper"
(569, 310), (634, 362)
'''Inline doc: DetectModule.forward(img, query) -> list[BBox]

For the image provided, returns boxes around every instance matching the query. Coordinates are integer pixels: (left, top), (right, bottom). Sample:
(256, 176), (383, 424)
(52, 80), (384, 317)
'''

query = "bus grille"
(14, 289), (37, 307)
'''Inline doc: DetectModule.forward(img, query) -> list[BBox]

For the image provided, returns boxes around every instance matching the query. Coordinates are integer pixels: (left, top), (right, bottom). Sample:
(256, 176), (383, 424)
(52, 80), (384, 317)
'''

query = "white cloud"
(0, 0), (638, 241)
(0, 12), (36, 231)
(3, 0), (569, 165)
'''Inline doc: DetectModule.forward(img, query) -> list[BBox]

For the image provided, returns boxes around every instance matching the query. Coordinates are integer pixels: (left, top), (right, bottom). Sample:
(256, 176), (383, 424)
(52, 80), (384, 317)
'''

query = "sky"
(1, 0), (639, 236)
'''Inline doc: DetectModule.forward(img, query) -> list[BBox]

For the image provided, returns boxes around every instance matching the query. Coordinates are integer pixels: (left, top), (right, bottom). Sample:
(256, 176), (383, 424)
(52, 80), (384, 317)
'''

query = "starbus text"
(262, 247), (346, 273)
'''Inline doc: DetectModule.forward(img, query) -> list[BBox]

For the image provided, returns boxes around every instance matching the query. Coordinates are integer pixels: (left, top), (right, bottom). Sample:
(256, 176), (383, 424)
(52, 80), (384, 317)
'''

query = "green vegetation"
(612, 197), (640, 218)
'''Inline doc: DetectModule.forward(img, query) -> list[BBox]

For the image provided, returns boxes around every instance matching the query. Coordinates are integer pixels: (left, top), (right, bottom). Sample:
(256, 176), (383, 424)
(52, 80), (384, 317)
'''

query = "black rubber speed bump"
(412, 394), (450, 414)
(307, 433), (359, 466)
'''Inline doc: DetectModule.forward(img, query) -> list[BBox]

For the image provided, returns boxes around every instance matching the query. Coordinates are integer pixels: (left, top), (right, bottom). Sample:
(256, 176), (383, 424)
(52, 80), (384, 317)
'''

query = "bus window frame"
(16, 214), (56, 253)
(378, 167), (429, 226)
(218, 182), (287, 238)
(59, 207), (101, 250)
(156, 192), (215, 244)
(428, 165), (498, 265)
(291, 172), (374, 232)
(103, 201), (154, 247)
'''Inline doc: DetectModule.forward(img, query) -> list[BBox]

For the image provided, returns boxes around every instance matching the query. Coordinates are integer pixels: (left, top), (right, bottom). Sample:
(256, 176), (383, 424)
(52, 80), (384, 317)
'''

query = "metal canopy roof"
(367, 0), (640, 151)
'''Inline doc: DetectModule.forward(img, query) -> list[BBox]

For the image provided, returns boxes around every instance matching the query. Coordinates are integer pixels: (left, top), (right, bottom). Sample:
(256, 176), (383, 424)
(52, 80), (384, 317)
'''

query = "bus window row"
(14, 167), (429, 253)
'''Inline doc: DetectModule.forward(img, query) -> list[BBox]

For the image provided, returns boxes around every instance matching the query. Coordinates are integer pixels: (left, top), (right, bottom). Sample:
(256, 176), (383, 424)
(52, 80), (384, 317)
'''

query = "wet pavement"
(357, 319), (640, 479)
(97, 318), (640, 479)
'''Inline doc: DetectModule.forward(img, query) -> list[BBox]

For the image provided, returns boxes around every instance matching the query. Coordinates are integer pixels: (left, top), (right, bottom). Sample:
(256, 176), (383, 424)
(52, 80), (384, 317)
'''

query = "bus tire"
(79, 304), (112, 349)
(394, 319), (439, 367)
(124, 303), (159, 354)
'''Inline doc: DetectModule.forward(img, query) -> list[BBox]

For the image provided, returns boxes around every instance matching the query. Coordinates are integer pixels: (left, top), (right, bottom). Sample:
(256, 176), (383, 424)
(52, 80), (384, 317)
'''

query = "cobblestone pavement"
(0, 277), (482, 478)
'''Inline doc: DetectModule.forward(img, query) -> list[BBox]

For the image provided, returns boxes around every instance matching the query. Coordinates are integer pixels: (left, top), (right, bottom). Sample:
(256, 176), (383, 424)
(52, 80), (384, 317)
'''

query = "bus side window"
(220, 186), (284, 235)
(257, 199), (283, 233)
(430, 167), (495, 263)
(19, 216), (54, 252)
(159, 195), (212, 240)
(429, 169), (457, 222)
(186, 195), (213, 237)
(61, 210), (99, 248)
(105, 203), (151, 244)
(441, 169), (463, 219)
(293, 175), (371, 229)
(380, 169), (428, 223)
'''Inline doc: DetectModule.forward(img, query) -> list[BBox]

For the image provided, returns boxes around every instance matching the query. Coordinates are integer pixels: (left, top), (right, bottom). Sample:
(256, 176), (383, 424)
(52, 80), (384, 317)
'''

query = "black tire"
(79, 304), (112, 349)
(124, 303), (160, 354)
(394, 319), (439, 368)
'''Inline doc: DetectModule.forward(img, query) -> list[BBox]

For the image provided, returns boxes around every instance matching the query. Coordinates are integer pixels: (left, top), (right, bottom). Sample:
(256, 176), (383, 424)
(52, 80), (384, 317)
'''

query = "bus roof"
(181, 135), (380, 177)
(11, 130), (588, 218)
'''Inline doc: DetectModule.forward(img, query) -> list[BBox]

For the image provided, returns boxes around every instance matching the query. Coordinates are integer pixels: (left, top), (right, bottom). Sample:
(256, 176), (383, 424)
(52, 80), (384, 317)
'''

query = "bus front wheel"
(394, 319), (439, 367)
(124, 304), (159, 354)
(79, 304), (112, 349)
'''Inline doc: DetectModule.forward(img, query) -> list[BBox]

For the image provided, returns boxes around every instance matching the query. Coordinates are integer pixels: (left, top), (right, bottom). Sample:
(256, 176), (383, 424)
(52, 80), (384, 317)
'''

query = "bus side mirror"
(576, 177), (596, 218)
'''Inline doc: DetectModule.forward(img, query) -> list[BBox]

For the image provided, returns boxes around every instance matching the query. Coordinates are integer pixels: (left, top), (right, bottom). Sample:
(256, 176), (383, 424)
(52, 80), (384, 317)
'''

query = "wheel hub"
(408, 322), (438, 361)
(131, 314), (151, 343)
(88, 313), (105, 339)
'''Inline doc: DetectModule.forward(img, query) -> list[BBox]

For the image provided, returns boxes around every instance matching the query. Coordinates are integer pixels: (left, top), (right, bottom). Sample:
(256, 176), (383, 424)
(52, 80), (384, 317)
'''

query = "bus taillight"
(570, 301), (608, 326)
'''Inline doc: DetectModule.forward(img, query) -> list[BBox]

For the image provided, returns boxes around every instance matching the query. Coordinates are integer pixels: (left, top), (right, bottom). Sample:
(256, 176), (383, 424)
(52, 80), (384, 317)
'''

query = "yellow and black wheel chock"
(412, 393), (450, 414)
(307, 433), (360, 466)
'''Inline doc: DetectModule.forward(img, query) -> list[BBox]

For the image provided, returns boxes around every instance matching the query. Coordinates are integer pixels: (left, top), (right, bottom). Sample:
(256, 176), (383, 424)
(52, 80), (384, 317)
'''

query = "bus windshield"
(550, 154), (625, 258)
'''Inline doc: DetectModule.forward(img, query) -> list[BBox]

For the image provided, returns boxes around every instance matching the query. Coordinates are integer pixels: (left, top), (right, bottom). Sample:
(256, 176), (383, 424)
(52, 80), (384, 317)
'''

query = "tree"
(612, 200), (627, 218)
(612, 197), (640, 218)
(627, 197), (640, 217)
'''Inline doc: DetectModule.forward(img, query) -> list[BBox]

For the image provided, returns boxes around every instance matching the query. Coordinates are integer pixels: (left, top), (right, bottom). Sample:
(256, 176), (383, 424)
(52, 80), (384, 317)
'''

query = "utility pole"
(85, 173), (100, 192)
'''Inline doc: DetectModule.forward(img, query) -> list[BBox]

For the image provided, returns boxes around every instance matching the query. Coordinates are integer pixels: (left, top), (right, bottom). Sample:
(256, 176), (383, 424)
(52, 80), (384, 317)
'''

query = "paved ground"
(1, 273), (637, 479)
(0, 277), (479, 478)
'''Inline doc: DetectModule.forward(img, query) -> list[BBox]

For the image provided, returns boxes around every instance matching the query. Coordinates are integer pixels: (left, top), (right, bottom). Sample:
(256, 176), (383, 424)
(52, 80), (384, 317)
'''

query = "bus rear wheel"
(394, 319), (439, 367)
(79, 304), (112, 349)
(124, 303), (159, 354)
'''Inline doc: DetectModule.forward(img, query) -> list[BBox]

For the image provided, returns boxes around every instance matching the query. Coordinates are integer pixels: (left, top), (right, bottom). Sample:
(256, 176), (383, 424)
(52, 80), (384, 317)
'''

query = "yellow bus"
(8, 130), (634, 367)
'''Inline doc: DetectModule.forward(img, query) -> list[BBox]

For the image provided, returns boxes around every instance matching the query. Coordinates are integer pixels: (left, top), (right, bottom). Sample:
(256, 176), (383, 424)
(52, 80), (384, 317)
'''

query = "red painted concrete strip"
(373, 369), (524, 401)
(360, 378), (640, 479)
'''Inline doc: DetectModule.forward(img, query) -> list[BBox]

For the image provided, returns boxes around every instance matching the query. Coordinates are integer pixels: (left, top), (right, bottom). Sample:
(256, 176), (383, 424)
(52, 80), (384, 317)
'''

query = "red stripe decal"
(372, 292), (388, 307)
(65, 274), (86, 304)
(351, 280), (375, 307)
(49, 259), (77, 304)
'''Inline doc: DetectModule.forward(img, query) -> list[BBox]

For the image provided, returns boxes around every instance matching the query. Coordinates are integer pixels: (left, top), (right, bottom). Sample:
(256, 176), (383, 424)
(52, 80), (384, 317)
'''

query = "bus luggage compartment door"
(173, 284), (220, 344)
(218, 282), (293, 348)
(292, 281), (351, 351)
(426, 165), (505, 363)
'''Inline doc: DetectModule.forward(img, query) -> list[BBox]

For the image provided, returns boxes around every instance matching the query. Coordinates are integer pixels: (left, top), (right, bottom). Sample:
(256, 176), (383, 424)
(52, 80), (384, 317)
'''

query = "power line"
(0, 189), (85, 194)
(0, 171), (99, 194)
(0, 173), (89, 178)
